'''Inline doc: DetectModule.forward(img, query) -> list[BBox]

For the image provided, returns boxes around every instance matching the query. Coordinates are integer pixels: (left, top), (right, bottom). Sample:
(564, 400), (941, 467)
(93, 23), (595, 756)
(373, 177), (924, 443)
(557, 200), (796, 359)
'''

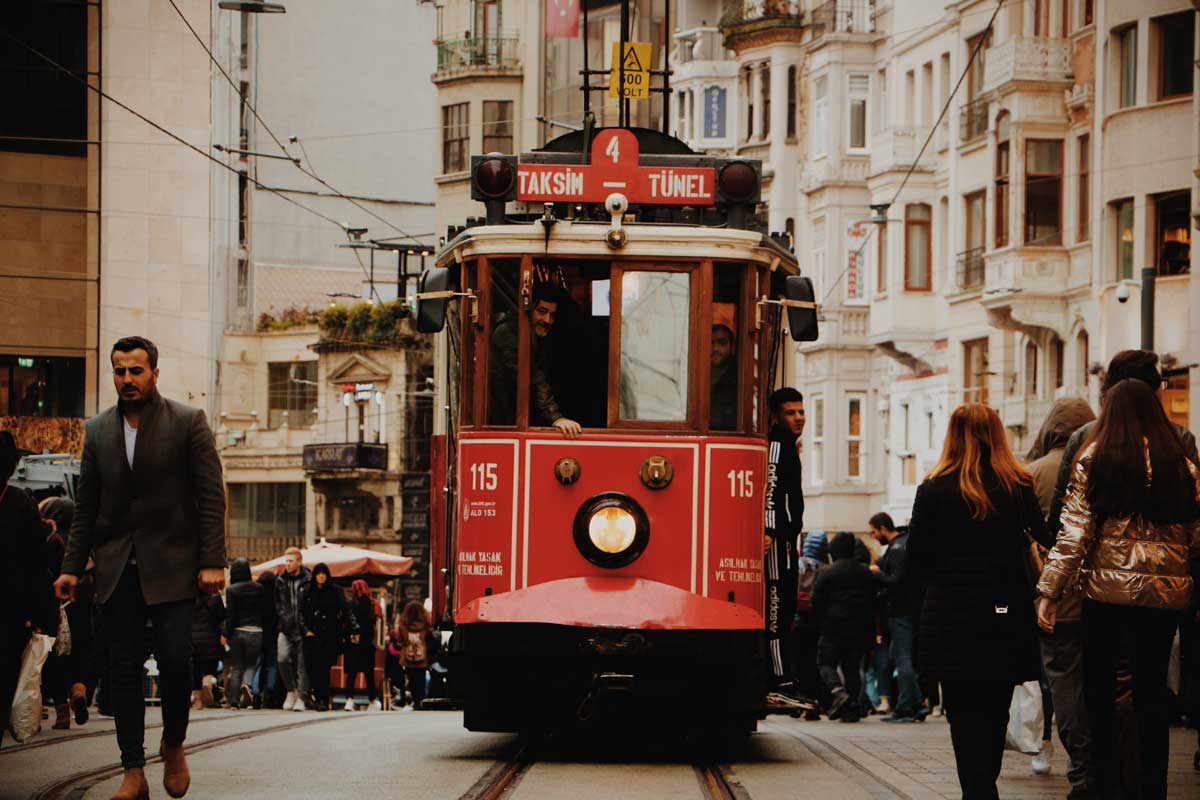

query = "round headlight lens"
(588, 506), (637, 554)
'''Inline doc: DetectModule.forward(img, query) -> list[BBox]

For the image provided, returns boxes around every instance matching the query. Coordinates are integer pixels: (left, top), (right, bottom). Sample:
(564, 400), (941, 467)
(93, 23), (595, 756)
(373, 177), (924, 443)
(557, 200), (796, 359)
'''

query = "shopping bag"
(54, 603), (72, 657)
(1004, 680), (1044, 755)
(8, 633), (54, 743)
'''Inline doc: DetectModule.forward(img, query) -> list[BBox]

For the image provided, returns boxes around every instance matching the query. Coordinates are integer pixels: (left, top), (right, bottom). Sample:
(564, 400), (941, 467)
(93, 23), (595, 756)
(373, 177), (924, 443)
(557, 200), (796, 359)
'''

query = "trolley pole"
(1141, 266), (1156, 352)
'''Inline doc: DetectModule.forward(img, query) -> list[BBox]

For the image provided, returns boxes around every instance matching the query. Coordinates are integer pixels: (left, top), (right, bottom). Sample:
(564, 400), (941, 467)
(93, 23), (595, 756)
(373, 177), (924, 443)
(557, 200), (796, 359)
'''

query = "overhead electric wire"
(819, 0), (1005, 306)
(166, 0), (430, 247)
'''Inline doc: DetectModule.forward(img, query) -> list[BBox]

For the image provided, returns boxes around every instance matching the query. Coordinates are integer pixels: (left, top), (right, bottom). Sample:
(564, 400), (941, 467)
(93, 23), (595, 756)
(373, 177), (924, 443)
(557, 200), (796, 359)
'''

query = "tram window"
(711, 265), (741, 431)
(540, 262), (611, 429)
(486, 260), (522, 426)
(618, 271), (691, 421)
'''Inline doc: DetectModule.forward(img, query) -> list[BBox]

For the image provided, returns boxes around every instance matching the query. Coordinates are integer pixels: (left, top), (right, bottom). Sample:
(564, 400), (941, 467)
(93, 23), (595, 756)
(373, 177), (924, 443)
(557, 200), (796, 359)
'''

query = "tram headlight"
(573, 493), (650, 569)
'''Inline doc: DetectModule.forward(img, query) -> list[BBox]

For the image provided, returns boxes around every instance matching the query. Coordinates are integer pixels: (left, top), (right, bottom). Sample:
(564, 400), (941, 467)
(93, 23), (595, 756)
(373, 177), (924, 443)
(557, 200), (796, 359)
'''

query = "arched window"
(1076, 330), (1090, 389)
(904, 203), (932, 290)
(787, 66), (797, 139)
(1051, 334), (1064, 390)
(1025, 341), (1039, 398)
(785, 217), (795, 250)
(995, 111), (1010, 248)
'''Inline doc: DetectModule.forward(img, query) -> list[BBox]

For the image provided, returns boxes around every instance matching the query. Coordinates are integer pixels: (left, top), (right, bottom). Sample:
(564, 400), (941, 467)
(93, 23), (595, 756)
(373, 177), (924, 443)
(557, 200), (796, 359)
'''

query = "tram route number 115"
(727, 469), (754, 498)
(470, 462), (498, 491)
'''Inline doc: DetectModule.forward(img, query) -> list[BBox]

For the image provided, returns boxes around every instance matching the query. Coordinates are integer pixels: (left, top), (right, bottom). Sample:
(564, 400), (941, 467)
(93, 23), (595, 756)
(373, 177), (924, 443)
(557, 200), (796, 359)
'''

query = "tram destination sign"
(516, 129), (715, 206)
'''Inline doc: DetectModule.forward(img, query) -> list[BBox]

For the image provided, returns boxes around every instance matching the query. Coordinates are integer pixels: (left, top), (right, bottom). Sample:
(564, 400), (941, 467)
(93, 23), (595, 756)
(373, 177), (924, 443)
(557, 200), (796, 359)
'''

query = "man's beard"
(118, 390), (153, 412)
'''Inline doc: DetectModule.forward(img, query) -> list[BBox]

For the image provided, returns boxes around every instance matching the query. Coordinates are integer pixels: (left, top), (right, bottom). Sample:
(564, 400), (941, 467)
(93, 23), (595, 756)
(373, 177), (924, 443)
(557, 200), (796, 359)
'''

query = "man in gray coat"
(55, 336), (226, 800)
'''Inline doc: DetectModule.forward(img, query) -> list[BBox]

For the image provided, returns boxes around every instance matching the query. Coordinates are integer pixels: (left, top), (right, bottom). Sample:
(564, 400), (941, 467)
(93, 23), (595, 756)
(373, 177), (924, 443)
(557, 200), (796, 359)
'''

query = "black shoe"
(839, 712), (862, 723)
(827, 691), (849, 721)
(881, 714), (919, 723)
(804, 708), (822, 721)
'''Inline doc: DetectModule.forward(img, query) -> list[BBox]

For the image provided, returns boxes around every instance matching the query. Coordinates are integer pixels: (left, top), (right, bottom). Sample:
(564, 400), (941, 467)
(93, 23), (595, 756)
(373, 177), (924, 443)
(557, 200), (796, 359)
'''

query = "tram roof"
(435, 221), (801, 274)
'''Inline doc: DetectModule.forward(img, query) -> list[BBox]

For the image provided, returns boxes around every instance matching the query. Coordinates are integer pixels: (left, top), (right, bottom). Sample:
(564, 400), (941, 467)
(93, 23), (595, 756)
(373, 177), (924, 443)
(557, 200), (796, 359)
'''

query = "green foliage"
(317, 300), (410, 346)
(256, 306), (321, 332)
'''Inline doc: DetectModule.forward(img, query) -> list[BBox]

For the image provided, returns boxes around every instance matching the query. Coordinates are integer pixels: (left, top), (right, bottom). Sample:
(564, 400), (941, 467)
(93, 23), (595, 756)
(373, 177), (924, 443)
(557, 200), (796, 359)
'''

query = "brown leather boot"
(71, 683), (89, 725)
(160, 739), (191, 798)
(53, 703), (71, 729)
(111, 768), (149, 800)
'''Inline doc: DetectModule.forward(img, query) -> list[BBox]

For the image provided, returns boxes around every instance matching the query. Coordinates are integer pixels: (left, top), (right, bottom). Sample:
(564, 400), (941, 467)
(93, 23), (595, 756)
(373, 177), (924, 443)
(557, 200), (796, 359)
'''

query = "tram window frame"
(710, 261), (745, 434)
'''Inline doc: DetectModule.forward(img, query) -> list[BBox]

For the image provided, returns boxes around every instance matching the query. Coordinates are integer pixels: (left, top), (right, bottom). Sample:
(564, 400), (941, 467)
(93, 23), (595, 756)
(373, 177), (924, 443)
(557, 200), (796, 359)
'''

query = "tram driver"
(488, 283), (583, 438)
(710, 323), (738, 430)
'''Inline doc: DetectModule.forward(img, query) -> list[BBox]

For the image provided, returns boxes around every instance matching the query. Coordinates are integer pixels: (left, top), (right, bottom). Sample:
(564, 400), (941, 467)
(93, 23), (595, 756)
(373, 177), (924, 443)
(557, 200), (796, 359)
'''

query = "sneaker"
(876, 697), (892, 715)
(344, 698), (356, 712)
(239, 685), (253, 709)
(931, 705), (945, 717)
(1032, 740), (1053, 776)
(881, 714), (919, 723)
(827, 690), (850, 721)
(282, 691), (297, 711)
(368, 699), (382, 712)
(292, 696), (306, 712)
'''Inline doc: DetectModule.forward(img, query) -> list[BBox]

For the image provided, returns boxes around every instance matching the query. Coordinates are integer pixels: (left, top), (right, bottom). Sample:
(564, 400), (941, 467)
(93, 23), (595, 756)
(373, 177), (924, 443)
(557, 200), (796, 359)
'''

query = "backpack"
(402, 629), (427, 666)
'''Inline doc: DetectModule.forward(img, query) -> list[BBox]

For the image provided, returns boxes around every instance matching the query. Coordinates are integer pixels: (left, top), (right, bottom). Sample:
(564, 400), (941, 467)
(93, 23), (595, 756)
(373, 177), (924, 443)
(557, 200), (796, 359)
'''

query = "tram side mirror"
(416, 267), (451, 334)
(784, 276), (819, 342)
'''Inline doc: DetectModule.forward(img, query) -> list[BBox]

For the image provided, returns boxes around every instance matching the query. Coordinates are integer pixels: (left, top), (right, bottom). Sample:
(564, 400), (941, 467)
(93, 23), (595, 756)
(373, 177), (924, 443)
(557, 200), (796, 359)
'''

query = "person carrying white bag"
(1, 430), (59, 748)
(8, 632), (54, 743)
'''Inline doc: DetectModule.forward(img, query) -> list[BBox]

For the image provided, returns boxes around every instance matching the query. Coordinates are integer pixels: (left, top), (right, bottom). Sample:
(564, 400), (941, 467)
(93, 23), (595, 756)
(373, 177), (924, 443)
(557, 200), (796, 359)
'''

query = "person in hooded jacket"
(38, 496), (73, 729)
(1025, 397), (1095, 791)
(299, 563), (358, 711)
(341, 579), (381, 711)
(224, 558), (265, 709)
(252, 569), (280, 708)
(812, 533), (876, 722)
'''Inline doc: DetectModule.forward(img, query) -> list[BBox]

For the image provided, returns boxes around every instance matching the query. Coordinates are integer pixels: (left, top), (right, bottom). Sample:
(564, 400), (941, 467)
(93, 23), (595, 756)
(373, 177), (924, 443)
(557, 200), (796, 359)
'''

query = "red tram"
(416, 126), (818, 734)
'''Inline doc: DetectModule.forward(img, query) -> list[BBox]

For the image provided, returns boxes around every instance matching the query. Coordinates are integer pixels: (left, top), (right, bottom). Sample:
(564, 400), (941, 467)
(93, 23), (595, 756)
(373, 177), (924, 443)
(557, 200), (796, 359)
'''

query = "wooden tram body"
(418, 127), (817, 733)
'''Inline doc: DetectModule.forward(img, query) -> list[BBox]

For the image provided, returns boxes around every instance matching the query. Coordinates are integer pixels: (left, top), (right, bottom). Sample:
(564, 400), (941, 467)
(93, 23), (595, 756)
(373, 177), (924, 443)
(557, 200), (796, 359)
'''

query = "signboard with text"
(703, 86), (726, 138)
(609, 42), (652, 99)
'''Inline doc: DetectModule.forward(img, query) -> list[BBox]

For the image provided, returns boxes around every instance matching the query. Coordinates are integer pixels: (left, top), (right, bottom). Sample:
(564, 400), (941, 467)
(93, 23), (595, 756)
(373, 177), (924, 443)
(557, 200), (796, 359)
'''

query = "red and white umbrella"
(250, 538), (413, 582)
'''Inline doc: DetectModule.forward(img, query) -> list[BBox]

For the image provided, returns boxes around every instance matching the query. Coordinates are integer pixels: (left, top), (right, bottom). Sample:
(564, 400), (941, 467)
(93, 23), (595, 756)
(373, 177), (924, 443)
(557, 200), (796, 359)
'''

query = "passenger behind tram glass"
(488, 282), (583, 438)
(710, 320), (738, 431)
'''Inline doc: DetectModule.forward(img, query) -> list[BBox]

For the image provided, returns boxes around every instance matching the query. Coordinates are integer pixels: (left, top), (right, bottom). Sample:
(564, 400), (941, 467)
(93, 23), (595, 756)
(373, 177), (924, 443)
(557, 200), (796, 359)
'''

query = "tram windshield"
(462, 257), (775, 435)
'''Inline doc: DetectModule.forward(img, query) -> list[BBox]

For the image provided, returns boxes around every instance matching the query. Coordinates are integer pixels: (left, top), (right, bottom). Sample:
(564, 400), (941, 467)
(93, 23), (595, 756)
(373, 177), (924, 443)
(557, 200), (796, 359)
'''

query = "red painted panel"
(703, 444), (767, 615)
(458, 576), (763, 630)
(455, 439), (520, 610)
(522, 438), (698, 593)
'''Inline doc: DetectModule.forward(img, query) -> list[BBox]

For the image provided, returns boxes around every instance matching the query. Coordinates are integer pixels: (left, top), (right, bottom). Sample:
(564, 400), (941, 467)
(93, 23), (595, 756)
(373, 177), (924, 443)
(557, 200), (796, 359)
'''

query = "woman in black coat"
(907, 403), (1053, 800)
(341, 579), (380, 710)
(300, 563), (358, 711)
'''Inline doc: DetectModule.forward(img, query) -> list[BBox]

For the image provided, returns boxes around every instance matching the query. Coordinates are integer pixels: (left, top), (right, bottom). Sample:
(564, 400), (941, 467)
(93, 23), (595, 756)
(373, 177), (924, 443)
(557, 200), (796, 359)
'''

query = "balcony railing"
(227, 535), (305, 565)
(811, 0), (876, 36)
(870, 126), (932, 174)
(959, 98), (989, 143)
(955, 247), (986, 291)
(673, 27), (729, 64)
(983, 37), (1072, 94)
(721, 0), (803, 29)
(303, 442), (388, 472)
(435, 34), (519, 74)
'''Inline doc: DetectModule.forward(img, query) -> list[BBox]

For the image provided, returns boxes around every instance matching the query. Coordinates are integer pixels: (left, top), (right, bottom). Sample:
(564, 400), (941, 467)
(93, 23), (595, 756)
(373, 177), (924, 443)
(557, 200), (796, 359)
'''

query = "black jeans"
(227, 629), (262, 706)
(302, 637), (335, 706)
(343, 646), (377, 702)
(816, 635), (864, 713)
(104, 566), (193, 769)
(1082, 600), (1178, 800)
(941, 679), (1013, 800)
(405, 667), (426, 708)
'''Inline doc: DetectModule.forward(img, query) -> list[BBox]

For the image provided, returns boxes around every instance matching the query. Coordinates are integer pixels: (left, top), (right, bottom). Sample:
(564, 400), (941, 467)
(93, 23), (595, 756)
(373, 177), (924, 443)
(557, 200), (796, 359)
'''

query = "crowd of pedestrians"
(774, 350), (1200, 800)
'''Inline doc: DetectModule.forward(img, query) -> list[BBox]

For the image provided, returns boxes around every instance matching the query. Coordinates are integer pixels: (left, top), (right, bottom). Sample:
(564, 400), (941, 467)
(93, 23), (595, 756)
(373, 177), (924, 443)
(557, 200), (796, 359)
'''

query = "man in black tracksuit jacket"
(765, 388), (806, 694)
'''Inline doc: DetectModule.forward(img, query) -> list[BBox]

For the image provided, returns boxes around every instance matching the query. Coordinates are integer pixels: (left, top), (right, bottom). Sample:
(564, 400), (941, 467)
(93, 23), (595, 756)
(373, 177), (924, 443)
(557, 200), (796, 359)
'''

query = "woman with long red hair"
(342, 579), (382, 711)
(907, 403), (1053, 800)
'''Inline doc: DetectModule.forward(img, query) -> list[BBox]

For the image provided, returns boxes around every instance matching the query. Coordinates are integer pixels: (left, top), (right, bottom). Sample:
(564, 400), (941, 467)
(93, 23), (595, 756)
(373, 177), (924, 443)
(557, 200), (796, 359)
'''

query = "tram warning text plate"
(516, 129), (716, 206)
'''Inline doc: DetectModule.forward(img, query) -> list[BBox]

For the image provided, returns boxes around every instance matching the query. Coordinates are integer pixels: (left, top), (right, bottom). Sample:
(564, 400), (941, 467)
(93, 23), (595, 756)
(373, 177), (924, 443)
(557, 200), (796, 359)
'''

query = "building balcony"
(433, 34), (520, 83)
(673, 27), (730, 65)
(959, 98), (989, 144)
(983, 37), (1072, 95)
(227, 534), (306, 565)
(720, 0), (805, 47)
(955, 247), (985, 292)
(810, 0), (876, 39)
(870, 126), (933, 174)
(303, 442), (389, 474)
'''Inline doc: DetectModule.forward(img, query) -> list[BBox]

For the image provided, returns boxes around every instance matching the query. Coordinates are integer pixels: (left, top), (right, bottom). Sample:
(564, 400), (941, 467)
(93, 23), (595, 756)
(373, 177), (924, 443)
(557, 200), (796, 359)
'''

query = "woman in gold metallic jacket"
(1037, 379), (1200, 800)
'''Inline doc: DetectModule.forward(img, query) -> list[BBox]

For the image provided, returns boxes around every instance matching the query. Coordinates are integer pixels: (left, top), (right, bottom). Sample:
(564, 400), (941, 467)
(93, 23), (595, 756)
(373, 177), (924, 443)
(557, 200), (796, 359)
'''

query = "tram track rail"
(29, 714), (359, 800)
(0, 714), (238, 756)
(694, 762), (751, 800)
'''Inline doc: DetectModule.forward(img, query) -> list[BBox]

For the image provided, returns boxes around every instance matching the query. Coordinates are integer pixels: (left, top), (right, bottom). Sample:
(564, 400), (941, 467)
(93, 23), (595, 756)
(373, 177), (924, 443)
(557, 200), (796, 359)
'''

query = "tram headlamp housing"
(469, 154), (518, 202)
(573, 493), (650, 569)
(717, 161), (759, 203)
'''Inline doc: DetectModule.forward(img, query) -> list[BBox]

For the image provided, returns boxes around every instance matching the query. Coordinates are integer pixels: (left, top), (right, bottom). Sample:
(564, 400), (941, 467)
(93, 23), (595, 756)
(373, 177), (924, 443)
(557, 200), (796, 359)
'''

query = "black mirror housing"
(784, 275), (819, 342)
(416, 267), (451, 334)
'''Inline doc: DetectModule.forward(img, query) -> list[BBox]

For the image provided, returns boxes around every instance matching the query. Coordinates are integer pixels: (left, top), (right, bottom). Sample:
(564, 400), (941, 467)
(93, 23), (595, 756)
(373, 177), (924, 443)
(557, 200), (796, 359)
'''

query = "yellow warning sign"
(609, 42), (652, 99)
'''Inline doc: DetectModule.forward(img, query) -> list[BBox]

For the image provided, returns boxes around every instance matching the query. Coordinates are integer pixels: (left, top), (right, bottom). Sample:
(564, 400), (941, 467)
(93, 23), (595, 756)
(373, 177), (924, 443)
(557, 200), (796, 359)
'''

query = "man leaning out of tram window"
(488, 282), (583, 438)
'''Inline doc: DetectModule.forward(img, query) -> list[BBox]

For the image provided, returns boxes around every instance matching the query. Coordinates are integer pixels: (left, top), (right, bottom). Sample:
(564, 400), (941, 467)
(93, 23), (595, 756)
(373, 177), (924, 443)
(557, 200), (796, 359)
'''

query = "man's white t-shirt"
(123, 416), (136, 469)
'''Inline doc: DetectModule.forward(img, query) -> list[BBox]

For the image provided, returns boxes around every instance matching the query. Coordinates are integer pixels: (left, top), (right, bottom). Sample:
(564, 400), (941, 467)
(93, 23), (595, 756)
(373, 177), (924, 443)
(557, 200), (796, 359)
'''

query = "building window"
(900, 403), (916, 485)
(1, 355), (85, 417)
(1076, 330), (1090, 388)
(482, 100), (513, 154)
(1114, 197), (1134, 280)
(876, 220), (888, 293)
(267, 361), (318, 429)
(995, 113), (1010, 247)
(927, 410), (935, 451)
(1156, 13), (1195, 100)
(1052, 335), (1065, 390)
(1083, 0), (1093, 26)
(960, 190), (986, 289)
(964, 337), (989, 405)
(1025, 341), (1039, 399)
(1077, 133), (1090, 242)
(878, 68), (888, 131)
(847, 394), (864, 479)
(812, 75), (827, 156)
(1119, 25), (1137, 109)
(1062, 0), (1071, 35)
(1153, 190), (1191, 276)
(227, 482), (305, 539)
(966, 31), (990, 102)
(848, 73), (869, 150)
(811, 395), (824, 482)
(760, 63), (770, 139)
(1025, 139), (1062, 246)
(441, 102), (469, 173)
(786, 66), (797, 140)
(905, 203), (932, 290)
(743, 66), (754, 141)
